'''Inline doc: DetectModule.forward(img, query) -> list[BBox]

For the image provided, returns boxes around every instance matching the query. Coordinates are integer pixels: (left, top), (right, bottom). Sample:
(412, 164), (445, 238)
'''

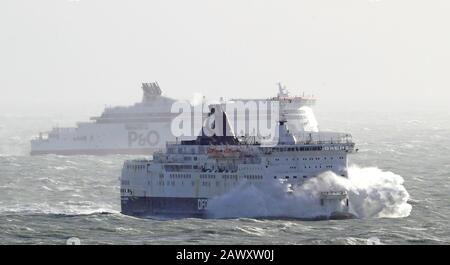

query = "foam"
(207, 166), (412, 219)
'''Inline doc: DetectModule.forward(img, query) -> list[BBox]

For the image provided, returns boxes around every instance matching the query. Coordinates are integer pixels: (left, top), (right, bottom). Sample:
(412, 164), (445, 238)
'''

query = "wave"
(298, 106), (319, 132)
(207, 166), (412, 219)
(0, 204), (119, 217)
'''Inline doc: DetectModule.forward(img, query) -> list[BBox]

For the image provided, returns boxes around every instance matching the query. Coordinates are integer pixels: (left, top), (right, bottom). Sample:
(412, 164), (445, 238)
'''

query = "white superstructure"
(120, 104), (356, 219)
(30, 82), (317, 155)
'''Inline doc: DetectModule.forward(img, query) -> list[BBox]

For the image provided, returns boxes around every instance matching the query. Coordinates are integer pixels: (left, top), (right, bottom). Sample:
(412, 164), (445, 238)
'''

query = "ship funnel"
(142, 82), (162, 102)
(277, 119), (297, 145)
(203, 104), (236, 138)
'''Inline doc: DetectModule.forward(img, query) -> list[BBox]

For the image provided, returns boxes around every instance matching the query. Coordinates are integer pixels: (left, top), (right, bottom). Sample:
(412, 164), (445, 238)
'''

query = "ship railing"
(32, 132), (49, 141)
(320, 191), (348, 199)
(293, 132), (353, 143)
(165, 140), (354, 149)
(33, 126), (79, 140)
(48, 127), (77, 133)
(125, 159), (151, 164)
(296, 139), (354, 145)
(262, 139), (354, 146)
(229, 96), (316, 102)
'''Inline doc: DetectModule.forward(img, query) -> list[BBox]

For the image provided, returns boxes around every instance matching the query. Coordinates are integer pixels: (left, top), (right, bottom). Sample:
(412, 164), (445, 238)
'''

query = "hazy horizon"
(1, 0), (449, 116)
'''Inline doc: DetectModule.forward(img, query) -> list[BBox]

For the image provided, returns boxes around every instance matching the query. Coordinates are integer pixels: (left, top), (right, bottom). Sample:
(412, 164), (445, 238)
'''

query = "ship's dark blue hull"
(121, 196), (356, 220)
(121, 196), (208, 218)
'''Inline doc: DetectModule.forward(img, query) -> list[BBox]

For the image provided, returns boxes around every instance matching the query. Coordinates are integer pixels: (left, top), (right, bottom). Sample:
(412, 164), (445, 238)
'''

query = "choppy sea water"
(0, 110), (449, 244)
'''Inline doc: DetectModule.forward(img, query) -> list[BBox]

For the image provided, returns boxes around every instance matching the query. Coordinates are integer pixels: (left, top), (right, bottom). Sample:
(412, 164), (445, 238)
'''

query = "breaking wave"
(207, 166), (411, 219)
(297, 106), (319, 132)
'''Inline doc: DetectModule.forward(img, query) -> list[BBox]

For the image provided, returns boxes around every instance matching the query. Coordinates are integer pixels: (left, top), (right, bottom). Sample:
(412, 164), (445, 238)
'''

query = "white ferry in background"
(30, 82), (317, 155)
(120, 104), (356, 219)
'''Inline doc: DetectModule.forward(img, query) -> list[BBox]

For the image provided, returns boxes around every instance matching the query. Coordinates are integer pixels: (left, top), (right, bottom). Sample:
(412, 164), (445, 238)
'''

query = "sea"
(0, 108), (449, 244)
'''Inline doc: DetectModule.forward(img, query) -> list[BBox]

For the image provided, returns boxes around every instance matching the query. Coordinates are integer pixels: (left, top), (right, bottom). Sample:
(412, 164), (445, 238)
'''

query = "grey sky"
(1, 0), (449, 115)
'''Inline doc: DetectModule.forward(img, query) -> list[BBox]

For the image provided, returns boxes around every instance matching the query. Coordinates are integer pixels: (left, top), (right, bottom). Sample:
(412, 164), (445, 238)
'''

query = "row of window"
(304, 165), (334, 169)
(243, 175), (263, 180)
(183, 156), (198, 161)
(274, 156), (344, 161)
(127, 162), (341, 173)
(162, 173), (259, 180)
(202, 181), (212, 187)
(126, 164), (146, 170)
(122, 174), (317, 190)
(120, 188), (132, 194)
(268, 164), (336, 169)
(222, 175), (238, 180)
(200, 174), (216, 179)
(153, 175), (312, 187)
(158, 180), (186, 186)
(160, 174), (263, 181)
(126, 157), (345, 171)
(269, 146), (322, 152)
(169, 173), (191, 179)
(273, 176), (307, 179)
(156, 180), (254, 187)
(266, 146), (348, 152)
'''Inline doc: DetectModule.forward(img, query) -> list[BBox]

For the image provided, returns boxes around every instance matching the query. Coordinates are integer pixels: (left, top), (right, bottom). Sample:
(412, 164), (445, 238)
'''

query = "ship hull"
(121, 196), (207, 218)
(120, 196), (355, 220)
(30, 122), (173, 156)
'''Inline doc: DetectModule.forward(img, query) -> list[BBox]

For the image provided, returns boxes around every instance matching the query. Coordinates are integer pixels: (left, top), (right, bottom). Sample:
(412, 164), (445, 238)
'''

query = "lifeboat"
(223, 148), (240, 158)
(207, 147), (241, 159)
(207, 147), (224, 158)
